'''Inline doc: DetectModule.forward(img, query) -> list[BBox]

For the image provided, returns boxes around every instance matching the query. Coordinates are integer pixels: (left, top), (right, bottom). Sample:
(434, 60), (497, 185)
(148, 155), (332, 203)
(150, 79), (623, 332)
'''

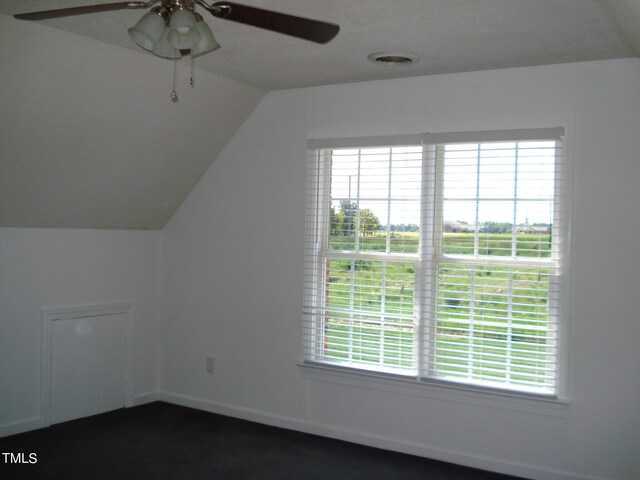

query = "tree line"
(330, 201), (420, 236)
(330, 201), (380, 236)
(330, 202), (552, 237)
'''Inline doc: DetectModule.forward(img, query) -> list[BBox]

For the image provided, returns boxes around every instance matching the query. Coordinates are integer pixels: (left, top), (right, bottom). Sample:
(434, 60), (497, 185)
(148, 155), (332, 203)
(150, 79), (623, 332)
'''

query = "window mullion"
(348, 258), (355, 364)
(385, 150), (393, 254)
(317, 152), (333, 361)
(506, 268), (514, 384)
(434, 254), (556, 268)
(420, 144), (443, 379)
(325, 250), (419, 262)
(354, 150), (362, 251)
(380, 261), (387, 365)
(467, 269), (477, 379)
(473, 144), (481, 256)
(511, 143), (520, 257)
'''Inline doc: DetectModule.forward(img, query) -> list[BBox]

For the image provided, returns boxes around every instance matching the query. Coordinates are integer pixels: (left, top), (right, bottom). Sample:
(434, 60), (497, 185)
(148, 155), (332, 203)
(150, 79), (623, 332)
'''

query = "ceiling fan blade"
(14, 1), (157, 21)
(209, 1), (339, 44)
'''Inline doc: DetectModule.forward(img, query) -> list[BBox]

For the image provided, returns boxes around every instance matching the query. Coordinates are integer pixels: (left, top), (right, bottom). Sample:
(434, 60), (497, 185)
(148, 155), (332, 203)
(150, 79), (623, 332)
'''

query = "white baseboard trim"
(132, 391), (161, 406)
(0, 417), (45, 438)
(0, 391), (159, 438)
(158, 390), (615, 480)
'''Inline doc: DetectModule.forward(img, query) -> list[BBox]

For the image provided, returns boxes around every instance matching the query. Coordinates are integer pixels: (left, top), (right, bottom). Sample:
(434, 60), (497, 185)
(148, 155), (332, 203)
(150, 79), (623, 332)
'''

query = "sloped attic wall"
(0, 14), (265, 228)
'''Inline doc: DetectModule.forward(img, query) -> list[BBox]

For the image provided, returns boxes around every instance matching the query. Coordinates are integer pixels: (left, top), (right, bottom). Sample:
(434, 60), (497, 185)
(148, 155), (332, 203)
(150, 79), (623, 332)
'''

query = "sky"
(330, 142), (557, 227)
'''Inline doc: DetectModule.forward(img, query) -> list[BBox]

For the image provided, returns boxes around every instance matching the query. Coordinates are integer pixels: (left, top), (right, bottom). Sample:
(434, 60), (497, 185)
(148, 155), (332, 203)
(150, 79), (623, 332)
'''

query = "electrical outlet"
(206, 356), (215, 373)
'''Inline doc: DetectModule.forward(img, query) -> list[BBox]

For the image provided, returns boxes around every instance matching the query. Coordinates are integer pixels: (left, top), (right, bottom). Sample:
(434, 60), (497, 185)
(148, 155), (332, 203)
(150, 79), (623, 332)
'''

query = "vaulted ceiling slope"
(0, 1), (639, 229)
(0, 15), (265, 229)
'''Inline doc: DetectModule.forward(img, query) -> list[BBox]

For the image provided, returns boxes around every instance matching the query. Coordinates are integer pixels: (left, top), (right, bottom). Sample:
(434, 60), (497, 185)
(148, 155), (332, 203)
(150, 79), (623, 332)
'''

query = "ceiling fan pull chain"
(190, 56), (195, 88)
(170, 60), (178, 103)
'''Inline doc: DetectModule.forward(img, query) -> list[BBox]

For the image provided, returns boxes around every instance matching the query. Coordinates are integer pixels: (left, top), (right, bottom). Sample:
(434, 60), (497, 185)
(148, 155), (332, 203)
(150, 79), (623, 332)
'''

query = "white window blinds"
(303, 128), (564, 396)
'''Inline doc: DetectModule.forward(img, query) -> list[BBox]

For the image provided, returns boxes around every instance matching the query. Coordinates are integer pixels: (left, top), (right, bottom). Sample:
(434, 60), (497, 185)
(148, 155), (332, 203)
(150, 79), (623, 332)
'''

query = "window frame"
(302, 128), (569, 403)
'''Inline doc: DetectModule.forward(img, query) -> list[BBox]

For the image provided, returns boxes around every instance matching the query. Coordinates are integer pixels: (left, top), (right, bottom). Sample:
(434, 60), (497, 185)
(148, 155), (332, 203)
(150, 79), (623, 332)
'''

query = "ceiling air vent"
(368, 52), (419, 65)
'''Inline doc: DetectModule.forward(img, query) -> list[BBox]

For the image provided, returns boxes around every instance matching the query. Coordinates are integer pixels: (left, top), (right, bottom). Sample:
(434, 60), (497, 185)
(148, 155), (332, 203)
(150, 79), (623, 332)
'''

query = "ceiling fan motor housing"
(163, 0), (196, 11)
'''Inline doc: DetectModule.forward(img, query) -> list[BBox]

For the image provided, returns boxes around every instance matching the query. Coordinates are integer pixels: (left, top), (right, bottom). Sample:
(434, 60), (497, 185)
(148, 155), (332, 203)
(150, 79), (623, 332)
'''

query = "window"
(303, 129), (565, 396)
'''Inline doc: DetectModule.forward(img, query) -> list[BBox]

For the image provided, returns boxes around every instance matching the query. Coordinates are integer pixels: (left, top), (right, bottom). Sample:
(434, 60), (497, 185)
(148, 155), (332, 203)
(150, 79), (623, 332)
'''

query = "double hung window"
(302, 129), (564, 396)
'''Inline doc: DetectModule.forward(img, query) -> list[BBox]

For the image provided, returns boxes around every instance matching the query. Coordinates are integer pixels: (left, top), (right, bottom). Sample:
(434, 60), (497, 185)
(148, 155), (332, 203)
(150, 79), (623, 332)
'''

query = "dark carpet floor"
(0, 401), (525, 480)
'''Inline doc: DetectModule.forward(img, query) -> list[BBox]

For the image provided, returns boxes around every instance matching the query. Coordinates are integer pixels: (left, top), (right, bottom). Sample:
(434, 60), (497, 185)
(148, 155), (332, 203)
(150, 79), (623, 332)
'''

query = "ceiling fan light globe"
(167, 8), (199, 49)
(191, 22), (220, 58)
(169, 8), (196, 31)
(128, 10), (166, 52)
(153, 29), (181, 59)
(167, 28), (200, 50)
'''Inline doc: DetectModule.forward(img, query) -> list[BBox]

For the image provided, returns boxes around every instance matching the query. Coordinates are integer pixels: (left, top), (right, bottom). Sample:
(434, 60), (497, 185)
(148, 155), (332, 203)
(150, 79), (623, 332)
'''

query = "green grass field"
(321, 232), (555, 389)
(330, 230), (552, 258)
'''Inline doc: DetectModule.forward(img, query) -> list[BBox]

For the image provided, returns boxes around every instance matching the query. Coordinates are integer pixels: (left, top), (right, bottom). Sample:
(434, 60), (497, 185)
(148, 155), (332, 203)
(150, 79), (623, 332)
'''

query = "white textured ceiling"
(1, 0), (640, 90)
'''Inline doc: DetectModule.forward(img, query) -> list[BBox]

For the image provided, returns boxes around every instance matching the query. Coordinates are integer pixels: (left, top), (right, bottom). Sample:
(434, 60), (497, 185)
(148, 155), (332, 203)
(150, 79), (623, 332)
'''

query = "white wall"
(162, 58), (640, 480)
(0, 228), (162, 434)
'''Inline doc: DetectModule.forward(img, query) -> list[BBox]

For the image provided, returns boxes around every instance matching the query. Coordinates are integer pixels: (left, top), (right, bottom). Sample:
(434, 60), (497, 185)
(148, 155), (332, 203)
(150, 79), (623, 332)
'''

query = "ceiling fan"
(14, 1), (339, 99)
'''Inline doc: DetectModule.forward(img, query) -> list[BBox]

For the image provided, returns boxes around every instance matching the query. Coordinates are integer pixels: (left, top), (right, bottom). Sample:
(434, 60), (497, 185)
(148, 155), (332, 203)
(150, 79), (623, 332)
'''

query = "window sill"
(298, 362), (570, 418)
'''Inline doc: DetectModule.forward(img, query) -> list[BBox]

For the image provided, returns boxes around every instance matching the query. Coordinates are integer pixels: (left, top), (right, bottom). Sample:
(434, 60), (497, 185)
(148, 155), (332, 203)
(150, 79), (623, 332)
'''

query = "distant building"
(515, 225), (550, 235)
(442, 221), (474, 233)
